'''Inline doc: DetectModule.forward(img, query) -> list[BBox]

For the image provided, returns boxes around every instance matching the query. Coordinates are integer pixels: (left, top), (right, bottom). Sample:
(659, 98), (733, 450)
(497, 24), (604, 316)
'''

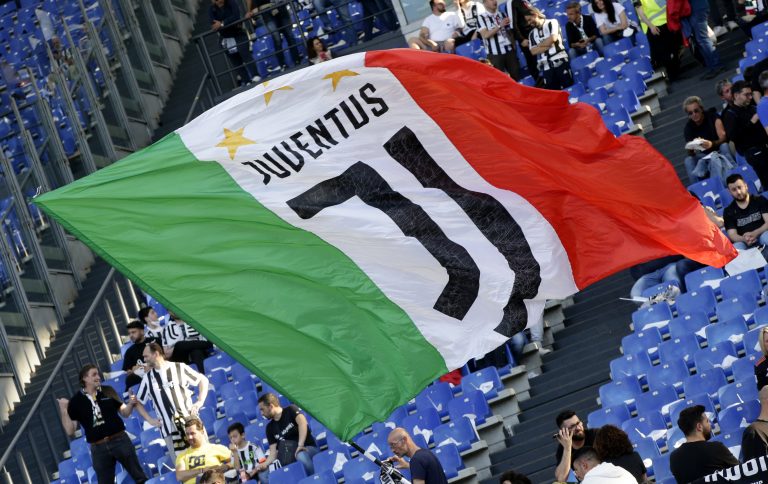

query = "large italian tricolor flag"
(35, 49), (736, 439)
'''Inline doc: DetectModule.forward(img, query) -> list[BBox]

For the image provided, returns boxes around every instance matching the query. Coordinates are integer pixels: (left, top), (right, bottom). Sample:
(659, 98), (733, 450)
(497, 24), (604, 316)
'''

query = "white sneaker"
(728, 20), (740, 30)
(713, 25), (728, 37)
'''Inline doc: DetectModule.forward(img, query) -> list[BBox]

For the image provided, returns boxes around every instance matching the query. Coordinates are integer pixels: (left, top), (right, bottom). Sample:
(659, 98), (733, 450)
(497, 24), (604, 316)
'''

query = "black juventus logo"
(189, 455), (206, 468)
(287, 127), (541, 337)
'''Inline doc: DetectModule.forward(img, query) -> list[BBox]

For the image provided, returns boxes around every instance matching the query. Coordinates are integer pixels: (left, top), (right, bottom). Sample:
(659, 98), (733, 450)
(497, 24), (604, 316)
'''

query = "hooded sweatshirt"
(582, 462), (640, 484)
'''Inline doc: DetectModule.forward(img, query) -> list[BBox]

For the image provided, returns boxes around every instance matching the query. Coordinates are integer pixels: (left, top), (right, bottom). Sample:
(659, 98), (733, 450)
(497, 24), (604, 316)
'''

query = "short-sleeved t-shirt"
(723, 195), (768, 235)
(593, 3), (625, 30)
(266, 405), (316, 447)
(122, 337), (158, 373)
(67, 385), (125, 443)
(410, 448), (449, 484)
(758, 96), (768, 129)
(175, 442), (231, 484)
(684, 109), (721, 154)
(422, 12), (461, 41)
(669, 441), (739, 484)
(741, 420), (768, 461)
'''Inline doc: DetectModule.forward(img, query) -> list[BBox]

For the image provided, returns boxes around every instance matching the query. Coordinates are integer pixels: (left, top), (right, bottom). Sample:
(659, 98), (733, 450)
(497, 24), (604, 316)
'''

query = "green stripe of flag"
(35, 133), (447, 439)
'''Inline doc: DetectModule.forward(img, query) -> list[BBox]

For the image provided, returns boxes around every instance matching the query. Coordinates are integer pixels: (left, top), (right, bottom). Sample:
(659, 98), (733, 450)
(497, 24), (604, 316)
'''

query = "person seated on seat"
(572, 447), (637, 483)
(593, 425), (647, 482)
(176, 417), (232, 484)
(408, 0), (462, 53)
(554, 410), (597, 482)
(564, 2), (604, 58)
(454, 0), (485, 47)
(525, 8), (574, 90)
(228, 422), (268, 483)
(722, 81), (768, 187)
(670, 405), (739, 483)
(159, 311), (214, 374)
(200, 470), (225, 484)
(629, 255), (682, 299)
(754, 327), (768, 390)
(307, 37), (332, 65)
(122, 320), (159, 391)
(138, 306), (165, 341)
(723, 173), (768, 250)
(741, 386), (768, 460)
(682, 95), (735, 183)
(590, 0), (632, 43)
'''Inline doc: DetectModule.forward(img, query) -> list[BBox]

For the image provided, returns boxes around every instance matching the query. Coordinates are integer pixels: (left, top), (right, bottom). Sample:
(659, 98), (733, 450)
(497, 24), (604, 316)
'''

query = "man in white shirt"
(526, 7), (573, 90)
(408, 0), (462, 52)
(572, 447), (637, 484)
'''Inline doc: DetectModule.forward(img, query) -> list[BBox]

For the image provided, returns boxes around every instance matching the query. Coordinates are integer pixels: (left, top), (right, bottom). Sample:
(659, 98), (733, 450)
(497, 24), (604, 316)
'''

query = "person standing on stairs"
(554, 410), (597, 482)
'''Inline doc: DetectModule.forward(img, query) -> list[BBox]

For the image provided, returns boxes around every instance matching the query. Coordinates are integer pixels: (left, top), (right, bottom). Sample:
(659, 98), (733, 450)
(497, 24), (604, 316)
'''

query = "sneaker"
(713, 25), (728, 37)
(727, 20), (740, 30)
(251, 75), (262, 83)
(539, 347), (553, 355)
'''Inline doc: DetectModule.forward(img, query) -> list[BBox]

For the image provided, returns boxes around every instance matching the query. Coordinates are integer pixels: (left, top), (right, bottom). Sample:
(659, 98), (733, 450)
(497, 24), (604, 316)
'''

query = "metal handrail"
(185, 72), (212, 124)
(0, 267), (116, 473)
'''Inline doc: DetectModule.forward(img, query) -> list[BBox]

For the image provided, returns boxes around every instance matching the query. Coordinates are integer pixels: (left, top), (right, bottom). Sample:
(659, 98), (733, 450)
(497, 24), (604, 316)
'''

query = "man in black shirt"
(122, 320), (157, 391)
(554, 410), (597, 482)
(256, 392), (319, 476)
(682, 95), (734, 183)
(670, 405), (739, 483)
(723, 173), (768, 250)
(504, 0), (539, 81)
(723, 81), (768, 186)
(209, 0), (255, 86)
(57, 364), (147, 484)
(564, 2), (603, 58)
(742, 386), (768, 461)
(387, 427), (448, 484)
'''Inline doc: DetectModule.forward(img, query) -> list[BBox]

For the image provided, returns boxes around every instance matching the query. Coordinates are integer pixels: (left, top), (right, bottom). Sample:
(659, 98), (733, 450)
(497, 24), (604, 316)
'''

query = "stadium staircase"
(481, 30), (752, 484)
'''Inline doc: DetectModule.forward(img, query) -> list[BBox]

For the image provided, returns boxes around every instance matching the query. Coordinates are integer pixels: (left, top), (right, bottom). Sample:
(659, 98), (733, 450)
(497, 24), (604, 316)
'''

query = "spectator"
(135, 342), (210, 458)
(525, 8), (573, 90)
(669, 405), (739, 483)
(307, 37), (332, 64)
(754, 326), (768, 390)
(256, 392), (319, 475)
(593, 425), (647, 483)
(590, 0), (631, 43)
(500, 470), (532, 484)
(209, 0), (254, 86)
(682, 95), (735, 183)
(362, 0), (399, 42)
(629, 256), (681, 299)
(554, 410), (597, 482)
(741, 386), (768, 460)
(477, 0), (519, 79)
(635, 0), (681, 79)
(681, 0), (725, 80)
(564, 2), (604, 58)
(723, 81), (768, 186)
(160, 312), (214, 374)
(313, 0), (357, 49)
(246, 0), (300, 68)
(200, 470), (226, 484)
(57, 364), (147, 484)
(175, 416), (232, 484)
(571, 447), (637, 484)
(228, 422), (268, 483)
(408, 0), (462, 52)
(756, 71), (768, 131)
(122, 320), (158, 391)
(743, 61), (768, 103)
(504, 0), (539, 82)
(723, 173), (768, 250)
(138, 306), (164, 341)
(387, 427), (449, 484)
(455, 0), (485, 46)
(717, 78), (735, 117)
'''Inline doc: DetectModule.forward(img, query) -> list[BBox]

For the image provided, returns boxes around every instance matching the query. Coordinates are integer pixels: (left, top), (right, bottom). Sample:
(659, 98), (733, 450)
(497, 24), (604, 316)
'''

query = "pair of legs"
(682, 8), (724, 76)
(630, 262), (679, 298)
(541, 61), (574, 90)
(683, 143), (736, 183)
(408, 36), (455, 53)
(488, 50), (520, 80)
(361, 0), (398, 40)
(646, 23), (682, 79)
(92, 433), (147, 484)
(223, 31), (256, 84)
(567, 37), (605, 58)
(254, 9), (300, 67)
(313, 0), (357, 46)
(733, 231), (768, 249)
(169, 340), (214, 373)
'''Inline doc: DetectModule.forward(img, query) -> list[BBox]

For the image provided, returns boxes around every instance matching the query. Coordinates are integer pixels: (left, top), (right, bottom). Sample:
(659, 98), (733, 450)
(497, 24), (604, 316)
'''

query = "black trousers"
(646, 24), (682, 80)
(91, 432), (147, 484)
(170, 340), (214, 373)
(541, 61), (574, 90)
(489, 50), (520, 80)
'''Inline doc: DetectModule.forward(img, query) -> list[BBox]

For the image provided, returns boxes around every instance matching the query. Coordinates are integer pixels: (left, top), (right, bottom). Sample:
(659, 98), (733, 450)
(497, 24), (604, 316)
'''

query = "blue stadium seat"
(635, 386), (679, 416)
(685, 267), (725, 291)
(58, 459), (77, 480)
(565, 82), (586, 100)
(632, 436), (661, 461)
(388, 406), (409, 427)
(245, 420), (268, 450)
(70, 436), (89, 457)
(313, 448), (351, 479)
(719, 400), (760, 433)
(651, 454), (673, 482)
(587, 71), (619, 93)
(140, 427), (164, 449)
(688, 177), (724, 201)
(621, 57), (654, 80)
(270, 461), (308, 484)
(659, 334), (701, 368)
(570, 50), (600, 71)
(743, 326), (765, 356)
(732, 353), (759, 384)
(622, 327), (663, 357)
(461, 366), (504, 400)
(581, 88), (608, 111)
(683, 368), (727, 399)
(214, 412), (249, 443)
(325, 430), (353, 455)
(228, 391), (260, 421)
(694, 341), (739, 373)
(156, 455), (174, 475)
(434, 443), (464, 479)
(605, 37), (633, 58)
(433, 417), (478, 452)
(355, 431), (388, 458)
(648, 359), (690, 393)
(145, 475), (179, 483)
(718, 188), (734, 209)
(123, 416), (143, 445)
(752, 22), (768, 38)
(588, 404), (632, 428)
(208, 370), (229, 390)
(706, 317), (749, 350)
(218, 382), (238, 402)
(665, 426), (687, 451)
(754, 307), (768, 326)
(298, 470), (338, 484)
(447, 389), (491, 425)
(197, 405), (216, 436)
(402, 408), (441, 445)
(720, 269), (763, 302)
(713, 430), (742, 457)
(610, 351), (654, 380)
(139, 444), (166, 475)
(608, 90), (642, 115)
(621, 411), (667, 443)
(719, 380), (759, 410)
(669, 311), (710, 342)
(342, 456), (379, 483)
(716, 295), (757, 323)
(614, 72), (647, 97)
(668, 393), (717, 427)
(675, 286), (717, 319)
(231, 362), (259, 386)
(632, 304), (673, 331)
(415, 382), (453, 418)
(599, 376), (643, 408)
(205, 352), (236, 372)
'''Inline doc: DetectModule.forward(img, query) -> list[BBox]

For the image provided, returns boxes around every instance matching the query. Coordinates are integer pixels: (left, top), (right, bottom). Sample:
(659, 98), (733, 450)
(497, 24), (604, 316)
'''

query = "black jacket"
(505, 0), (535, 41)
(564, 14), (599, 46)
(723, 103), (768, 155)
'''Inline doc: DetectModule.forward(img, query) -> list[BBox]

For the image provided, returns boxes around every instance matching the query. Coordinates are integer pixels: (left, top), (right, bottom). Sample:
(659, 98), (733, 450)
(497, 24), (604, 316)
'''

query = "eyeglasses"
(565, 420), (583, 431)
(686, 108), (702, 116)
(388, 436), (406, 448)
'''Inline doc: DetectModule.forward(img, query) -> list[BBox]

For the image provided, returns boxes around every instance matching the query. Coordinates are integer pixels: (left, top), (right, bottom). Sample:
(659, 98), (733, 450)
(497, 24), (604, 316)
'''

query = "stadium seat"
(447, 389), (491, 425)
(123, 416), (143, 445)
(754, 307), (768, 326)
(597, 55), (625, 75)
(208, 370), (229, 390)
(651, 454), (673, 482)
(139, 444), (167, 475)
(647, 359), (690, 392)
(58, 459), (77, 481)
(632, 304), (673, 331)
(635, 386), (679, 416)
(70, 436), (89, 457)
(245, 420), (269, 450)
(599, 376), (644, 408)
(689, 177), (724, 201)
(632, 436), (661, 462)
(683, 368), (727, 399)
(659, 333), (701, 368)
(605, 37), (633, 58)
(205, 352), (236, 372)
(355, 431), (389, 457)
(719, 400), (760, 433)
(313, 448), (351, 479)
(402, 408), (441, 445)
(752, 22), (768, 38)
(732, 353), (759, 384)
(675, 286), (717, 319)
(433, 417), (478, 452)
(622, 327), (663, 357)
(343, 456), (379, 483)
(621, 411), (667, 443)
(716, 295), (757, 323)
(225, 391), (260, 421)
(665, 426), (687, 451)
(605, 105), (634, 134)
(218, 382), (239, 403)
(706, 317), (749, 350)
(298, 470), (338, 484)
(140, 427), (164, 449)
(694, 341), (739, 373)
(720, 269), (763, 302)
(270, 461), (308, 484)
(743, 326), (765, 356)
(145, 476), (179, 483)
(461, 366), (504, 400)
(588, 403), (632, 428)
(415, 382), (454, 418)
(685, 267), (725, 291)
(588, 71), (619, 93)
(231, 362), (259, 386)
(614, 72), (647, 97)
(668, 394), (717, 428)
(197, 405), (217, 436)
(434, 443), (464, 479)
(719, 380), (759, 410)
(610, 351), (654, 380)
(214, 412), (249, 443)
(571, 51), (600, 71)
(156, 455), (174, 475)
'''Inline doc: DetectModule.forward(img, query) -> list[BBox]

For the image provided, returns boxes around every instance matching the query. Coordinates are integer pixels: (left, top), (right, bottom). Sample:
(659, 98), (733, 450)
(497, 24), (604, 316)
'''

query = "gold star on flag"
(323, 70), (359, 91)
(215, 127), (256, 160)
(264, 86), (293, 106)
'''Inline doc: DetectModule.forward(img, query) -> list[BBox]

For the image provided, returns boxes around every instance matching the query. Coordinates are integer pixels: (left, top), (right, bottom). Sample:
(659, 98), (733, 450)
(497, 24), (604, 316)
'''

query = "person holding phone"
(554, 410), (597, 482)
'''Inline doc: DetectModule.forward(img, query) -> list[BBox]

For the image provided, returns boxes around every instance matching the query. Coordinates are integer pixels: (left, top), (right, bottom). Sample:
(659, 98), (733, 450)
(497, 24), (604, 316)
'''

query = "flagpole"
(349, 441), (412, 484)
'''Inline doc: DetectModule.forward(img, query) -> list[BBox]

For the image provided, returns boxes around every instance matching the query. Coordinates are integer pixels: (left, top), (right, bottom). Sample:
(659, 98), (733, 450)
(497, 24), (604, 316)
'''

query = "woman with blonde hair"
(755, 326), (768, 390)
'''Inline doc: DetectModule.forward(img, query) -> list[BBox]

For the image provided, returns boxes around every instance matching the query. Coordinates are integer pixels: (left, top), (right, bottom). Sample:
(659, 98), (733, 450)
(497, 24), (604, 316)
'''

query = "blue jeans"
(684, 144), (735, 182)
(91, 432), (147, 484)
(733, 231), (768, 249)
(295, 445), (320, 475)
(568, 37), (605, 59)
(630, 262), (679, 298)
(682, 8), (723, 70)
(314, 0), (357, 46)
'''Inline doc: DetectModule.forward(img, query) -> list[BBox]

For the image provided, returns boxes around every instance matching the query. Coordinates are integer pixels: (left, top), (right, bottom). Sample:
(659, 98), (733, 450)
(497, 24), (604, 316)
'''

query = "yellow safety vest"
(639, 0), (667, 33)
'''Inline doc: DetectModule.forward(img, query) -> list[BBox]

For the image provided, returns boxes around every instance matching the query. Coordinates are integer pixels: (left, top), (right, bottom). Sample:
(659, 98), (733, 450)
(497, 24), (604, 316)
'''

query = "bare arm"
(191, 375), (210, 414)
(296, 413), (309, 451)
(420, 26), (430, 39)
(256, 443), (278, 471)
(636, 4), (659, 33)
(727, 228), (746, 243)
(176, 463), (229, 482)
(529, 36), (555, 54)
(554, 428), (574, 482)
(134, 401), (162, 428)
(57, 398), (78, 437)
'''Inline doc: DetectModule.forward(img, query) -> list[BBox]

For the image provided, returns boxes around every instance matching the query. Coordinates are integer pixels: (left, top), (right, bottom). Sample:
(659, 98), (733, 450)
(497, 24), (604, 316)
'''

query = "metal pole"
(104, 300), (122, 348)
(112, 280), (130, 327)
(38, 411), (57, 473)
(94, 316), (114, 362)
(14, 451), (32, 484)
(27, 434), (48, 484)
(124, 277), (141, 315)
(0, 268), (115, 472)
